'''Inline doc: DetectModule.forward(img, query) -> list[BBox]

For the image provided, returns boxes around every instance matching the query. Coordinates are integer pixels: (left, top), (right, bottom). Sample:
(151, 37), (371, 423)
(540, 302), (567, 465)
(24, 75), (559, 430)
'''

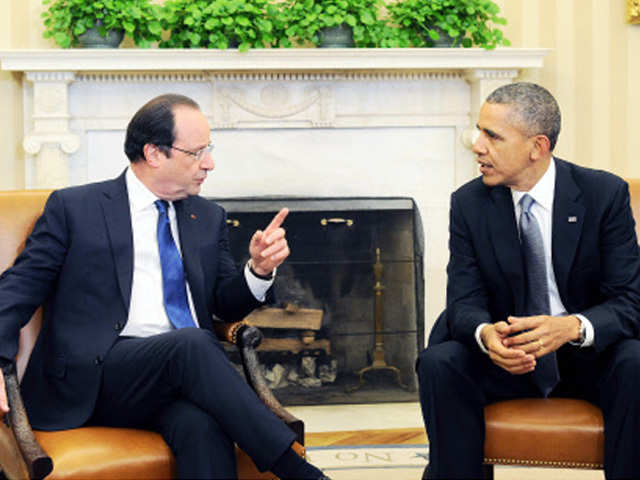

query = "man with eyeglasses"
(0, 94), (329, 479)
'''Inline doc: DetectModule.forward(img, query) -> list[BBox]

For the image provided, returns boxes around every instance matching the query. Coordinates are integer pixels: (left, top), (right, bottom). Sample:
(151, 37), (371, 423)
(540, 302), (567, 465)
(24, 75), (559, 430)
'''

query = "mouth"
(478, 161), (492, 173)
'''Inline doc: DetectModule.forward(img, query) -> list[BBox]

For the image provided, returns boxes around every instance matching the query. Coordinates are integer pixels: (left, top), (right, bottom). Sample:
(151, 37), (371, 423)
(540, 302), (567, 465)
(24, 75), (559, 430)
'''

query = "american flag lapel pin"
(568, 216), (578, 223)
(190, 213), (197, 220)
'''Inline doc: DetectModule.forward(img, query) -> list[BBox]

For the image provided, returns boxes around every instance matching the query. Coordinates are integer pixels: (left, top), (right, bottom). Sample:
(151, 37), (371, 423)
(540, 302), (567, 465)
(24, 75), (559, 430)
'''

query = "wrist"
(568, 315), (585, 344)
(480, 324), (492, 348)
(248, 260), (274, 280)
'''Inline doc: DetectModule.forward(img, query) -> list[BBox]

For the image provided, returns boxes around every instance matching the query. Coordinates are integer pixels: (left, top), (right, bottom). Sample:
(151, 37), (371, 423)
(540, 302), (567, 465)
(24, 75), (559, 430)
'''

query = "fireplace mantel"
(0, 48), (547, 72)
(0, 48), (548, 335)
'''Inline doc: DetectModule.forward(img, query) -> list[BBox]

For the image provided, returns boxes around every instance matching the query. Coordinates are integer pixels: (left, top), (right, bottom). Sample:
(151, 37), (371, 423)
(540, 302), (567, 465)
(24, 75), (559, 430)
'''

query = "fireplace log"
(245, 307), (323, 331)
(257, 338), (331, 355)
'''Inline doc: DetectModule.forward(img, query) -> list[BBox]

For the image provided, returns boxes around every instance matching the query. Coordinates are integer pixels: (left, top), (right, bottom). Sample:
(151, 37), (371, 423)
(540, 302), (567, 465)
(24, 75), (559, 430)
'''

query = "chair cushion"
(34, 427), (175, 480)
(484, 398), (604, 469)
(34, 426), (272, 479)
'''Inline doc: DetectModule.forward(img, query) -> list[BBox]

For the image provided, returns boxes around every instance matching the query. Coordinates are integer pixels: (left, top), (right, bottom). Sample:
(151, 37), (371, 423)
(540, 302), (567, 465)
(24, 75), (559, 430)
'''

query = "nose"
(472, 133), (487, 156)
(200, 150), (214, 171)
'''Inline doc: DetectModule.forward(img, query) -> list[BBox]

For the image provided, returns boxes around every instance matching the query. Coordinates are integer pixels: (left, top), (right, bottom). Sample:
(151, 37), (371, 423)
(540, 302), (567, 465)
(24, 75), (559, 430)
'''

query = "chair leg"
(482, 463), (494, 480)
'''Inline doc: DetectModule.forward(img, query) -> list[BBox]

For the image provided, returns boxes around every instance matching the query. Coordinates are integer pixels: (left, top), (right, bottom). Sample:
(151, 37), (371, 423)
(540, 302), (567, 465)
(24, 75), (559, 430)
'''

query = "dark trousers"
(90, 328), (296, 479)
(417, 338), (640, 479)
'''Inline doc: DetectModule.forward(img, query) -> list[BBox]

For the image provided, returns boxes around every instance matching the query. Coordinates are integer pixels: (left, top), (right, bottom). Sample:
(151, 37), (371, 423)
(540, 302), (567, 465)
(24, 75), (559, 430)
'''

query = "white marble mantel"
(0, 47), (547, 71)
(0, 48), (548, 336)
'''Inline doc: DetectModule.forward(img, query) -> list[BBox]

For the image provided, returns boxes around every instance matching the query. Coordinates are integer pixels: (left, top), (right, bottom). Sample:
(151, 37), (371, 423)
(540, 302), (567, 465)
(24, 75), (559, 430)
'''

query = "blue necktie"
(520, 194), (560, 397)
(155, 200), (196, 329)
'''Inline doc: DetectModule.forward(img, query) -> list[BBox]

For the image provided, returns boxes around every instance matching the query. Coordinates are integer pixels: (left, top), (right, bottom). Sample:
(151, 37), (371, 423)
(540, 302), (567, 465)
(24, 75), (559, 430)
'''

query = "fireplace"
(215, 197), (424, 405)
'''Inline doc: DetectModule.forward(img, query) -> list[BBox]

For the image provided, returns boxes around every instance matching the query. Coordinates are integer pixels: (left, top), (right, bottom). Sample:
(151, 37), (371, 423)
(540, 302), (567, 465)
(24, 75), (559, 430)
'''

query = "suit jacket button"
(94, 356), (103, 366)
(114, 322), (123, 330)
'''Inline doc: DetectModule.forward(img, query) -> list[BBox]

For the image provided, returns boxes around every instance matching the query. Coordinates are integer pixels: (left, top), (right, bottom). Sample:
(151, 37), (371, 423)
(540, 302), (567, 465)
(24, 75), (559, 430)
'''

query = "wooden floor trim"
(306, 427), (427, 447)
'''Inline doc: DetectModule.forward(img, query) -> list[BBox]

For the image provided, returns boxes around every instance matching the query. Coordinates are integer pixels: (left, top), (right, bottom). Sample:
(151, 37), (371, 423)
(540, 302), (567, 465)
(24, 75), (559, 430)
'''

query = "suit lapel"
(99, 171), (134, 313)
(174, 198), (208, 327)
(551, 159), (585, 304)
(488, 186), (527, 313)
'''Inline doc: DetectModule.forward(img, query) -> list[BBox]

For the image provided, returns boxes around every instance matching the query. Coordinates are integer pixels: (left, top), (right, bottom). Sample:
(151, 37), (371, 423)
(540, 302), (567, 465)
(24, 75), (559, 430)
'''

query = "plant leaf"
(54, 32), (71, 48)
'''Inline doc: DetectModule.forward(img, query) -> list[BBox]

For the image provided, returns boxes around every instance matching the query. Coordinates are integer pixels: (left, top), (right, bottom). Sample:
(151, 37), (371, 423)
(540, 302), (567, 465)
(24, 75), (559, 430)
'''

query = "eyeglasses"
(168, 142), (214, 162)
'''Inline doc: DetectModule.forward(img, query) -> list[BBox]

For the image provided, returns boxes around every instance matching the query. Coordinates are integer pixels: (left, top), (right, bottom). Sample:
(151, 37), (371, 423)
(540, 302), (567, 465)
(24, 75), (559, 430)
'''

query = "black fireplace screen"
(211, 197), (424, 405)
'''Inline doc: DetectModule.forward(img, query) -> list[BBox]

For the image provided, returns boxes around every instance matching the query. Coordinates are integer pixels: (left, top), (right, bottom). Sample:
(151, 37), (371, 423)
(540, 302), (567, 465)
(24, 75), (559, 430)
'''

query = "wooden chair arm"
(213, 321), (250, 345)
(214, 321), (305, 445)
(1, 365), (52, 479)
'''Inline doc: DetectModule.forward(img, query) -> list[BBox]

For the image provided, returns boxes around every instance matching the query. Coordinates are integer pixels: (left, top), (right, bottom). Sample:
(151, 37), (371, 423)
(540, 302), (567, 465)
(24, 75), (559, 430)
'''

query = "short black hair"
(486, 82), (561, 151)
(124, 94), (200, 163)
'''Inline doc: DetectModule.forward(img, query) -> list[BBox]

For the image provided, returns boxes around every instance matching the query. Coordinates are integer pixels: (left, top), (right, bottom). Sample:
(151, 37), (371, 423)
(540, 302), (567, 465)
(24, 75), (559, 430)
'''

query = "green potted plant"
(42, 0), (163, 48)
(387, 0), (510, 49)
(282, 0), (385, 48)
(159, 0), (284, 51)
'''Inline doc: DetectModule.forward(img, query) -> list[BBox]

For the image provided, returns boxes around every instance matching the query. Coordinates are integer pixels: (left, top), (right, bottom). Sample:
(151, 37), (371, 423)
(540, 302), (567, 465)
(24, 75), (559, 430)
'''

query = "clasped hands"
(480, 315), (581, 375)
(248, 208), (290, 277)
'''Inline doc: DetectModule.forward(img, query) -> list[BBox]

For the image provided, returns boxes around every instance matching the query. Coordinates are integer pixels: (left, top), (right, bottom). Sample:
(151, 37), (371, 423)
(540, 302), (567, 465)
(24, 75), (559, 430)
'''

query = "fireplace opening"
(213, 197), (424, 405)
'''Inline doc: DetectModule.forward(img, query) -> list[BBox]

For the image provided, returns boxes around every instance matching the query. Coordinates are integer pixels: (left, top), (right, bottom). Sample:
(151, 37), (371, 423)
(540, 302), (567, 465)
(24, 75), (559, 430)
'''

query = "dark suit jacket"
(0, 171), (262, 430)
(429, 158), (640, 353)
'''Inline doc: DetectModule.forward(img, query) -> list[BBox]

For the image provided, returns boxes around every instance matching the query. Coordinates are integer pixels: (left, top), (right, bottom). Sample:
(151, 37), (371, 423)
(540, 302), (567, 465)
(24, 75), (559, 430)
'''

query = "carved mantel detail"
(22, 71), (80, 188)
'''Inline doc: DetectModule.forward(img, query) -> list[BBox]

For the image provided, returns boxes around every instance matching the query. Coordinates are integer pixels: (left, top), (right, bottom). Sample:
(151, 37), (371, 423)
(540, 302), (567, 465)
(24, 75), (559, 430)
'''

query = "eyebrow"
(476, 124), (503, 140)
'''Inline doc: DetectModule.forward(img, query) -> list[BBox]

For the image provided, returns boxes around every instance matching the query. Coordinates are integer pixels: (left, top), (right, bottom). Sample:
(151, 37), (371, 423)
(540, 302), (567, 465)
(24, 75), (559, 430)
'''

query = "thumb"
(494, 321), (511, 334)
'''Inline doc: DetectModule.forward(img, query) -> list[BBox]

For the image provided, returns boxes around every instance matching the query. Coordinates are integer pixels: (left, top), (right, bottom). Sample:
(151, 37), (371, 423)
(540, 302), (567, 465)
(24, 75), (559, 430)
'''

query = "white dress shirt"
(121, 168), (273, 337)
(474, 158), (594, 352)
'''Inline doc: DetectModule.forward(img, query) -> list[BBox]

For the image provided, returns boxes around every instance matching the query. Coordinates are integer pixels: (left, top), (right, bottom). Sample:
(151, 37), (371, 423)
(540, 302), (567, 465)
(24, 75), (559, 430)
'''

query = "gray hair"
(486, 82), (561, 151)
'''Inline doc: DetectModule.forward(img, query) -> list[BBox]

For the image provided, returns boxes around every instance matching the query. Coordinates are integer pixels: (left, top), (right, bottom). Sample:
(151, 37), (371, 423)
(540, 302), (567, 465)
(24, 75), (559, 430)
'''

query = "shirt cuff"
(475, 323), (490, 354)
(244, 262), (275, 302)
(568, 314), (594, 347)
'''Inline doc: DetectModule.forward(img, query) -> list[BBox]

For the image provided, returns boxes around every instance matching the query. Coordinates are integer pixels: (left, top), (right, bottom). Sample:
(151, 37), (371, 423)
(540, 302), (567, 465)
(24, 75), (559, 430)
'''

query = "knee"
(610, 339), (640, 379)
(171, 328), (221, 353)
(416, 341), (470, 382)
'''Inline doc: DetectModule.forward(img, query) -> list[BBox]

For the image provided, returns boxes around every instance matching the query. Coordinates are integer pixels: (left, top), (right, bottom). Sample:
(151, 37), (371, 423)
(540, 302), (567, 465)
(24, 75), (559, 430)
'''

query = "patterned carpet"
(308, 443), (606, 480)
(308, 443), (427, 479)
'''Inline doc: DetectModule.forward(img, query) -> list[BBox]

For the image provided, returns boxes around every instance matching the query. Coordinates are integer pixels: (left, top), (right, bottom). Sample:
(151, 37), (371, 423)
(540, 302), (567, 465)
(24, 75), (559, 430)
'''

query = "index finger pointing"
(264, 208), (289, 233)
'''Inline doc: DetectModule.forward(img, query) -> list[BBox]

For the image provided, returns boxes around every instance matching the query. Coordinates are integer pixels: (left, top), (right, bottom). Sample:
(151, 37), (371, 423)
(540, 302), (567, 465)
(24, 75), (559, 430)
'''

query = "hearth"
(213, 197), (424, 405)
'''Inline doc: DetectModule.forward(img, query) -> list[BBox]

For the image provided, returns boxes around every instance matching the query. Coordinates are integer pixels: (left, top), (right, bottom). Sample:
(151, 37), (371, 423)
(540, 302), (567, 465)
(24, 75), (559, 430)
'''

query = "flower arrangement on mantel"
(41, 0), (510, 51)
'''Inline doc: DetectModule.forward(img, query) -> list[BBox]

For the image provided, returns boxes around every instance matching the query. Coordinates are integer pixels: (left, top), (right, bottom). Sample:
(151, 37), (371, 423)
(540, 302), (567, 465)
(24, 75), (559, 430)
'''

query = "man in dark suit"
(418, 82), (640, 479)
(0, 94), (328, 479)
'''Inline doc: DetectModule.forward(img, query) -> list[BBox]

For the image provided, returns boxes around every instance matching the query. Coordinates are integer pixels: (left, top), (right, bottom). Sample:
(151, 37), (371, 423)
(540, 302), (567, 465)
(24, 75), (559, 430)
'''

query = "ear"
(142, 143), (164, 167)
(530, 134), (551, 161)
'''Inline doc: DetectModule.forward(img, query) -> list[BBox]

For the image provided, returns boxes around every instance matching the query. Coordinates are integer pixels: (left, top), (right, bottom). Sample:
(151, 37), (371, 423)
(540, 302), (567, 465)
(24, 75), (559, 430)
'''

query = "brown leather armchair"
(481, 179), (640, 477)
(0, 190), (304, 480)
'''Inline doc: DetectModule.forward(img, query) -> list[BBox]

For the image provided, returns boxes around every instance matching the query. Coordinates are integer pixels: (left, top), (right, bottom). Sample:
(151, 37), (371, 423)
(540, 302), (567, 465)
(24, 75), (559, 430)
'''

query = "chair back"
(0, 190), (52, 380)
(628, 179), (640, 241)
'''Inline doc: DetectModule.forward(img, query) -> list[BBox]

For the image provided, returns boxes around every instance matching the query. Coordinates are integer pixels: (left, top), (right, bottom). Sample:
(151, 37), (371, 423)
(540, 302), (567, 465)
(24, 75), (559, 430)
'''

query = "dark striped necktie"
(520, 194), (560, 397)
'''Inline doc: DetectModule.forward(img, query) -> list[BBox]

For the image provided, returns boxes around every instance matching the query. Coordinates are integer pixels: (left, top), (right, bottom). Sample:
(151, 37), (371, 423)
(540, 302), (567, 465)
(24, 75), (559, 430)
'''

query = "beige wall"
(1, 0), (639, 188)
(0, 0), (48, 190)
(497, 0), (640, 178)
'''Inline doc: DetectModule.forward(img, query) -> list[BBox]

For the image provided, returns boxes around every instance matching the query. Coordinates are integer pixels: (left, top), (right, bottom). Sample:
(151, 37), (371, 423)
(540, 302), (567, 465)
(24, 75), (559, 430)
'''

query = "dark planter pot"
(318, 23), (354, 48)
(428, 26), (458, 47)
(77, 20), (124, 48)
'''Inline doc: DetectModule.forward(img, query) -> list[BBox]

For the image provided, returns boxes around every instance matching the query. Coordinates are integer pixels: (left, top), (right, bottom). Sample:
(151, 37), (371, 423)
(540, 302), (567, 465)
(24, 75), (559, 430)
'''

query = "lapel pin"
(568, 216), (577, 223)
(190, 213), (197, 220)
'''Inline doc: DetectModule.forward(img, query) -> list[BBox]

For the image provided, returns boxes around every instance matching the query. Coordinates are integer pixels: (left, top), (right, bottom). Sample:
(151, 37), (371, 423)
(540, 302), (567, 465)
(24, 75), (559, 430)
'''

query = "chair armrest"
(214, 321), (305, 444)
(2, 364), (53, 480)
